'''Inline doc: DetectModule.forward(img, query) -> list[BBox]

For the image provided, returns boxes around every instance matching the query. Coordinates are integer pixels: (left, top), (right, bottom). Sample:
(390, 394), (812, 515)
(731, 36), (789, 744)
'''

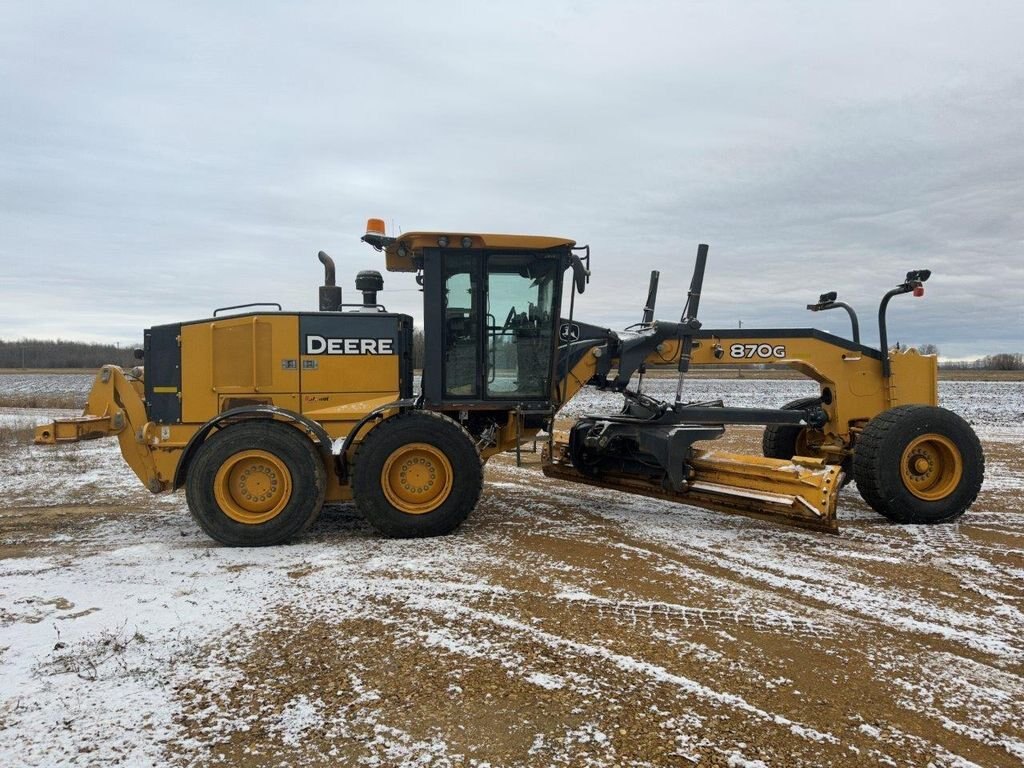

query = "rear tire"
(762, 396), (852, 483)
(185, 421), (326, 546)
(852, 405), (983, 524)
(353, 411), (482, 538)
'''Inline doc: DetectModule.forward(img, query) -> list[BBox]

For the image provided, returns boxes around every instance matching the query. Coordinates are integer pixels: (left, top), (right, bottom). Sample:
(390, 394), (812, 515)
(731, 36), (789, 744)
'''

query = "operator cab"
(362, 219), (587, 412)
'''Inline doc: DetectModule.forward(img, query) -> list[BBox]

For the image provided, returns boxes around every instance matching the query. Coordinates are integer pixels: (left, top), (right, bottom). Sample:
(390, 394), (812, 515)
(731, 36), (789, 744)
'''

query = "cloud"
(1, 1), (1022, 359)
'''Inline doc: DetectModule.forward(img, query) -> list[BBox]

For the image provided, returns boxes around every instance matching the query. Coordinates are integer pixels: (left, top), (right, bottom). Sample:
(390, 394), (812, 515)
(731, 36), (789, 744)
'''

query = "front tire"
(852, 405), (983, 524)
(353, 411), (483, 538)
(185, 421), (326, 546)
(762, 396), (825, 460)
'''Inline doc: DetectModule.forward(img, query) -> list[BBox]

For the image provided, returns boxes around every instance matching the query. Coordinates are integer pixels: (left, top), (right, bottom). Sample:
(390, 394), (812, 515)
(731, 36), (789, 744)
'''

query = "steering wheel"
(501, 306), (518, 332)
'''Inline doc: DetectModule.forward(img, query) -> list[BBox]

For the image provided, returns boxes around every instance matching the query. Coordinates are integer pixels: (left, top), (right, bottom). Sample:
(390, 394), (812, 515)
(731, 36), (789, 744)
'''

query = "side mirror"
(568, 253), (589, 294)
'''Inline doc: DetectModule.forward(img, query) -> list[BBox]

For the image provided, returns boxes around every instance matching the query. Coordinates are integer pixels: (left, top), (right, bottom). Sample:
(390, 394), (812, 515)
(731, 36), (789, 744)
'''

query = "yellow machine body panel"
(176, 313), (408, 432)
(180, 315), (301, 422)
(644, 335), (938, 440)
(300, 349), (399, 395)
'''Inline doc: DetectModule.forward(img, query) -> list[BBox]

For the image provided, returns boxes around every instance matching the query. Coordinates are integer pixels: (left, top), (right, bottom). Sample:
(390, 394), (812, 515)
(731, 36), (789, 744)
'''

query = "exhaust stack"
(318, 251), (342, 311)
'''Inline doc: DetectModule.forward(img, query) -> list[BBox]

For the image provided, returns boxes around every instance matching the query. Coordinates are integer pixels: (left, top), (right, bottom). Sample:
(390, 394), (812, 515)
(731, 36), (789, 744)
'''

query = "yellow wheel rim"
(380, 442), (453, 514)
(794, 429), (821, 456)
(900, 433), (963, 501)
(214, 449), (292, 524)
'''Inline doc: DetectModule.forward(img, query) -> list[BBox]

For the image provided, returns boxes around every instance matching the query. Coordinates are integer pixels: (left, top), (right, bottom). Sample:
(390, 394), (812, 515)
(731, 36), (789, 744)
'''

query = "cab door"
(483, 254), (560, 400)
(421, 248), (563, 408)
(439, 252), (482, 399)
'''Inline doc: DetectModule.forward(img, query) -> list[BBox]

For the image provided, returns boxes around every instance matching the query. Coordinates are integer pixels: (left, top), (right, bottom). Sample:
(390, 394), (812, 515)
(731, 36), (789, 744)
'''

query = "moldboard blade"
(542, 442), (841, 533)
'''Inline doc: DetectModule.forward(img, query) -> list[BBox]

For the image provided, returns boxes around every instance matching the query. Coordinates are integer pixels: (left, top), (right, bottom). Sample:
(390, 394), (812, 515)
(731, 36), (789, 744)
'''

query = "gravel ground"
(0, 379), (1021, 767)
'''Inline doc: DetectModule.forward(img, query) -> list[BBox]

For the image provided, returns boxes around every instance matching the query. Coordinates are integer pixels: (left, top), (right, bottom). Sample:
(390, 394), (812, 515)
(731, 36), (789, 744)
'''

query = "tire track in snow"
(497, 466), (1024, 665)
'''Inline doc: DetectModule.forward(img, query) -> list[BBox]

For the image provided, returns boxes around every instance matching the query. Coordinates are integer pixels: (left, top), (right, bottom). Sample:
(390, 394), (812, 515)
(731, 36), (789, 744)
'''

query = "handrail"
(213, 302), (282, 316)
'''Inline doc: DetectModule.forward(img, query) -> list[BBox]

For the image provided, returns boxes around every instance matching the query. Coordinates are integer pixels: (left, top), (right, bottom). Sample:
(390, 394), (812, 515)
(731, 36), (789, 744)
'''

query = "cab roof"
(382, 231), (576, 272)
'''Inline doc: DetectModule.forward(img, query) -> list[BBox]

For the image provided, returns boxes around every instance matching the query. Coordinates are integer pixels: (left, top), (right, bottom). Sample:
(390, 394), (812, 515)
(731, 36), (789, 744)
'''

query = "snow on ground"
(0, 377), (1021, 766)
(0, 374), (94, 398)
(0, 409), (181, 508)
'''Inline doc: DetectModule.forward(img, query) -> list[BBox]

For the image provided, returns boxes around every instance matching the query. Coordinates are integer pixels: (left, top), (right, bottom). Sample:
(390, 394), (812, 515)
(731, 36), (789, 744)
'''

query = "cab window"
(485, 255), (558, 399)
(443, 254), (480, 397)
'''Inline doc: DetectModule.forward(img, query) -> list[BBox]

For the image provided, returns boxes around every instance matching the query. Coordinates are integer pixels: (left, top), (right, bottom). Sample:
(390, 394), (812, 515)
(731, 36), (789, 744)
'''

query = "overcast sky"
(1, 2), (1022, 358)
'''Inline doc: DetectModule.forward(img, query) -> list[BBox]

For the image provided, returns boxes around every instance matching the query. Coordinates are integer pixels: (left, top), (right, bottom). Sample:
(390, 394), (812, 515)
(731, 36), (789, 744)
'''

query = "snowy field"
(0, 376), (1022, 766)
(0, 373), (94, 401)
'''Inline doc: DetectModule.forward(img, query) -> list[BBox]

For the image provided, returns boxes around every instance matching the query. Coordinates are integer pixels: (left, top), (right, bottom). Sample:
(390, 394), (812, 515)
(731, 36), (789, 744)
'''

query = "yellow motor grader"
(36, 220), (984, 545)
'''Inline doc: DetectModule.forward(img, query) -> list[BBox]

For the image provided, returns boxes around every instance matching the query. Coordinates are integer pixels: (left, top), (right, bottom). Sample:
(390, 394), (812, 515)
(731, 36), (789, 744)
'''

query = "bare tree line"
(0, 339), (139, 369)
(940, 353), (1024, 371)
(913, 344), (1024, 370)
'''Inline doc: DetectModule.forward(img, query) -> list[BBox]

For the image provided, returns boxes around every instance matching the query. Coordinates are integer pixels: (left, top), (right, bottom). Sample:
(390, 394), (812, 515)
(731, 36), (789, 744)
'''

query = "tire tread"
(852, 404), (983, 524)
(352, 411), (482, 538)
(185, 421), (326, 546)
(761, 396), (822, 459)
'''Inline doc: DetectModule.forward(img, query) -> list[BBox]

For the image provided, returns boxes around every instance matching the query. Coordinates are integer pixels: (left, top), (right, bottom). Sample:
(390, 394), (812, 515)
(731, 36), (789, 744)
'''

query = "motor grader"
(36, 219), (984, 545)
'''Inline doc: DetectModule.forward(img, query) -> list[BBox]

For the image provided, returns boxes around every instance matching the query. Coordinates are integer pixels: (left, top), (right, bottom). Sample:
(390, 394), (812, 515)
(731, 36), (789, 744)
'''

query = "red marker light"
(913, 286), (925, 297)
